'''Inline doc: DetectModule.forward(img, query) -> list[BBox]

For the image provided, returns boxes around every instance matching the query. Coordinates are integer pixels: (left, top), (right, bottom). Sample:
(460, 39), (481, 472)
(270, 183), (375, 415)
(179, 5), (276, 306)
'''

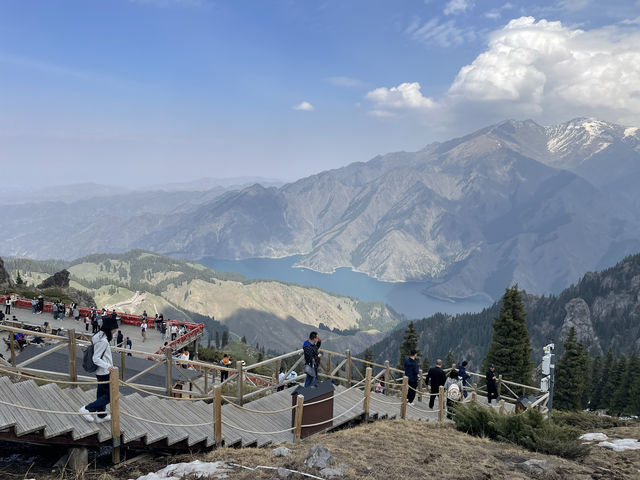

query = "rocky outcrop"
(561, 298), (598, 346)
(0, 257), (12, 286)
(37, 270), (70, 289)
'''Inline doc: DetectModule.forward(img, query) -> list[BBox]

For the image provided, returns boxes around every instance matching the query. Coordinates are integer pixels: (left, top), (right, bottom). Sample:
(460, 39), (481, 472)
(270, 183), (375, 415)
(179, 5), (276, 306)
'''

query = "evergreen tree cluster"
(554, 329), (640, 416)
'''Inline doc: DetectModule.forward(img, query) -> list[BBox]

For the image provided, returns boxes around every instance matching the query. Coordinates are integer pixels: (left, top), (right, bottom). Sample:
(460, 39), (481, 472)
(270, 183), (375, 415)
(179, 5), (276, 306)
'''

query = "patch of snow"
(598, 439), (640, 452)
(580, 432), (608, 441)
(624, 127), (639, 138)
(131, 460), (230, 480)
(581, 120), (606, 137)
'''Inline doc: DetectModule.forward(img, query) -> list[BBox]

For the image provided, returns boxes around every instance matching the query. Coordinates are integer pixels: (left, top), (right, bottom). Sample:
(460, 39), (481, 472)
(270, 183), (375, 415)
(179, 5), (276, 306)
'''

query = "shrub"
(551, 410), (632, 431)
(452, 404), (588, 459)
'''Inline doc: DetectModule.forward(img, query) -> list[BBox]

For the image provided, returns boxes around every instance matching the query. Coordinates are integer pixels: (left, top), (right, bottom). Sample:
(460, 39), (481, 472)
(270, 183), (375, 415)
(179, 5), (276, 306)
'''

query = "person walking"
(140, 319), (147, 343)
(486, 364), (499, 404)
(79, 316), (118, 423)
(161, 322), (167, 341)
(444, 369), (462, 418)
(126, 337), (132, 356)
(5, 296), (11, 315)
(425, 359), (447, 409)
(303, 331), (322, 387)
(220, 354), (231, 382)
(31, 297), (37, 314)
(116, 330), (124, 348)
(404, 349), (420, 406)
(458, 360), (471, 398)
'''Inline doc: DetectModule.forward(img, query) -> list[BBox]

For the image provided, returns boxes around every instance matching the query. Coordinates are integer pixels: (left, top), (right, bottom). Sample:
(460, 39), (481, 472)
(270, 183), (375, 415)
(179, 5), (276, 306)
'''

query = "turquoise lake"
(198, 255), (492, 320)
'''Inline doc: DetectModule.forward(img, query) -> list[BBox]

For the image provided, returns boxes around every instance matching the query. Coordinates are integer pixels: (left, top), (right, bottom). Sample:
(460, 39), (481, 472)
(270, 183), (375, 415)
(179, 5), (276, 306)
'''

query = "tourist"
(303, 331), (322, 387)
(52, 302), (58, 319)
(425, 359), (446, 409)
(4, 296), (11, 314)
(141, 318), (147, 343)
(79, 315), (118, 423)
(73, 303), (80, 320)
(125, 337), (132, 356)
(31, 297), (37, 314)
(170, 324), (178, 341)
(458, 360), (471, 398)
(486, 365), (499, 404)
(220, 354), (231, 382)
(444, 369), (462, 418)
(84, 315), (90, 332)
(116, 330), (124, 348)
(404, 349), (419, 406)
(161, 321), (167, 341)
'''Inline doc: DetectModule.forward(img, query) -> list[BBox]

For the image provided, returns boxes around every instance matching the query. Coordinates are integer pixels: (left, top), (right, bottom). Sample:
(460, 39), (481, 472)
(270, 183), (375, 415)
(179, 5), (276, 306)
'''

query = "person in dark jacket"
(425, 359), (447, 409)
(458, 360), (471, 398)
(404, 349), (419, 405)
(303, 331), (322, 387)
(486, 364), (499, 404)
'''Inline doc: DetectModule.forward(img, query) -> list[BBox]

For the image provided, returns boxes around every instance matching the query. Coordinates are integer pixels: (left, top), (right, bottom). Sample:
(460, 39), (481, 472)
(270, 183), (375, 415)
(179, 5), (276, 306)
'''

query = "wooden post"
(120, 351), (126, 380)
(438, 385), (445, 423)
(401, 376), (408, 420)
(110, 368), (121, 464)
(294, 394), (304, 442)
(474, 383), (478, 395)
(165, 348), (173, 396)
(346, 349), (352, 387)
(204, 367), (209, 393)
(327, 353), (332, 375)
(384, 360), (391, 396)
(471, 392), (477, 404)
(214, 386), (222, 446)
(68, 329), (77, 385)
(497, 374), (503, 398)
(418, 368), (424, 403)
(236, 360), (244, 406)
(274, 359), (280, 391)
(9, 334), (16, 367)
(363, 367), (372, 422)
(499, 399), (505, 415)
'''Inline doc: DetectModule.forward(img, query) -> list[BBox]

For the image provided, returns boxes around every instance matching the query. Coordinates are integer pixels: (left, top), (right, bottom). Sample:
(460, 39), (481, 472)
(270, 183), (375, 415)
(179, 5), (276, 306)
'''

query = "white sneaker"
(95, 414), (111, 424)
(79, 406), (94, 422)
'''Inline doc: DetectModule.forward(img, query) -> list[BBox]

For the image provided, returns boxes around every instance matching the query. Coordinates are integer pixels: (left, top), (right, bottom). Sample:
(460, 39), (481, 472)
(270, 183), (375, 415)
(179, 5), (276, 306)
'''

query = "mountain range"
(2, 118), (639, 301)
(367, 250), (640, 368)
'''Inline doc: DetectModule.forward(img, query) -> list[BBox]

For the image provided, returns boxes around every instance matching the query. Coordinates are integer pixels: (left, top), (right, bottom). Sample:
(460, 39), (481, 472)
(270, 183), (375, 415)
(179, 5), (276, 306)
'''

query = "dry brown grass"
(6, 420), (640, 479)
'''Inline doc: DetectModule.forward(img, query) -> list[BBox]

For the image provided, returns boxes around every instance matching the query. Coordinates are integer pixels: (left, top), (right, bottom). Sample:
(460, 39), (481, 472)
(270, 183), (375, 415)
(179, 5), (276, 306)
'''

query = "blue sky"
(1, 0), (639, 189)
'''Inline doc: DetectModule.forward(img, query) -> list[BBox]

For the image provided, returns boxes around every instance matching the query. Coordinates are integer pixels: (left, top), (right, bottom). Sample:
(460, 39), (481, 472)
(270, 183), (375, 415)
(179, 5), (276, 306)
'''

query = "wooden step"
(43, 383), (101, 441)
(14, 381), (74, 439)
(1, 379), (47, 436)
(121, 393), (171, 446)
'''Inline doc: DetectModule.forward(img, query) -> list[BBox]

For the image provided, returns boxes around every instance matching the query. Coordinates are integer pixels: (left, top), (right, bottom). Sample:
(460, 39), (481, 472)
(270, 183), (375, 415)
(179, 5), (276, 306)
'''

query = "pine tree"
(589, 354), (603, 409)
(397, 321), (420, 368)
(221, 330), (229, 347)
(362, 348), (374, 376)
(241, 335), (247, 344)
(215, 331), (220, 349)
(579, 342), (592, 409)
(594, 350), (616, 410)
(610, 355), (629, 415)
(553, 327), (586, 411)
(421, 356), (430, 372)
(16, 271), (24, 285)
(444, 351), (456, 370)
(484, 285), (533, 389)
(627, 352), (640, 416)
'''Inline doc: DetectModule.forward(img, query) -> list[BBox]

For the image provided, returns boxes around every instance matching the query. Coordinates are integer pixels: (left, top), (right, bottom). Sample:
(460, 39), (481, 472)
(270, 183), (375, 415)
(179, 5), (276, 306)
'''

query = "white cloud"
(444, 0), (474, 15)
(408, 17), (476, 47)
(328, 76), (366, 88)
(365, 82), (435, 115)
(484, 2), (513, 20)
(293, 101), (314, 111)
(447, 16), (640, 123)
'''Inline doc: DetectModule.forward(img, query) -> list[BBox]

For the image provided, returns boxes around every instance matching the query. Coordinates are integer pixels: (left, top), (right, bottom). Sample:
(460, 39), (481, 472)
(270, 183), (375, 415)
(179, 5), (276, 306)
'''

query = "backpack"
(447, 381), (461, 401)
(82, 340), (106, 373)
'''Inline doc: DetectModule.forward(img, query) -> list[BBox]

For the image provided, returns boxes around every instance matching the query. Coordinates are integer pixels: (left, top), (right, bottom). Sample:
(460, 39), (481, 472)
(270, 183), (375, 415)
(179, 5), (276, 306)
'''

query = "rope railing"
(0, 398), (109, 416)
(0, 365), (109, 385)
(119, 410), (213, 428)
(220, 419), (296, 436)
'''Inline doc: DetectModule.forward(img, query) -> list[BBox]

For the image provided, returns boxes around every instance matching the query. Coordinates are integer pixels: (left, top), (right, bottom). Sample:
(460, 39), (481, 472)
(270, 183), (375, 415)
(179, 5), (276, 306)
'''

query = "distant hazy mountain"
(2, 118), (639, 301)
(366, 251), (640, 367)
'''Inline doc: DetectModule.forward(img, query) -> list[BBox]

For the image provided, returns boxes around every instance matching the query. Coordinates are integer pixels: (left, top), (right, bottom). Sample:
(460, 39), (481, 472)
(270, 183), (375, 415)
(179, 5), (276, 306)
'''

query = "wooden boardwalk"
(0, 375), (451, 451)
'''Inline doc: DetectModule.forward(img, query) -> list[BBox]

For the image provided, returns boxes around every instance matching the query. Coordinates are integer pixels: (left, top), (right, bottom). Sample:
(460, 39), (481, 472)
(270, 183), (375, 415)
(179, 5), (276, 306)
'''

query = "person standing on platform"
(404, 349), (420, 406)
(486, 364), (499, 404)
(303, 331), (322, 387)
(425, 359), (447, 409)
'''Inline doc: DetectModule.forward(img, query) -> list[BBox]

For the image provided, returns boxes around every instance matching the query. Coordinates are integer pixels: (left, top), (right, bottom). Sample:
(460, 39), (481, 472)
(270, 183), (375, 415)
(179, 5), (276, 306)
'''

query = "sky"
(1, 0), (639, 189)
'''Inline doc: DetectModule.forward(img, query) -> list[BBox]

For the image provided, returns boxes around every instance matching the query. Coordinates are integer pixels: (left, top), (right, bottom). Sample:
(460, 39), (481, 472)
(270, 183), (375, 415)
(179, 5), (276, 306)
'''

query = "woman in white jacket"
(79, 316), (118, 423)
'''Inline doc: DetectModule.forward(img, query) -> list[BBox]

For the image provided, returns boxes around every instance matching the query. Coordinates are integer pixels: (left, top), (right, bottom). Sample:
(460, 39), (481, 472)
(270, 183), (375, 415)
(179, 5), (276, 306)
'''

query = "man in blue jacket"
(404, 349), (419, 405)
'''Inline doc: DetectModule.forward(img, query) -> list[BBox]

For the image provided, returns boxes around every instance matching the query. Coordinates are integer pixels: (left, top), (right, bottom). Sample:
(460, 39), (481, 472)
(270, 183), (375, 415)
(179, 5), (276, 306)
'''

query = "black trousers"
(408, 380), (418, 403)
(487, 386), (499, 403)
(429, 388), (439, 408)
